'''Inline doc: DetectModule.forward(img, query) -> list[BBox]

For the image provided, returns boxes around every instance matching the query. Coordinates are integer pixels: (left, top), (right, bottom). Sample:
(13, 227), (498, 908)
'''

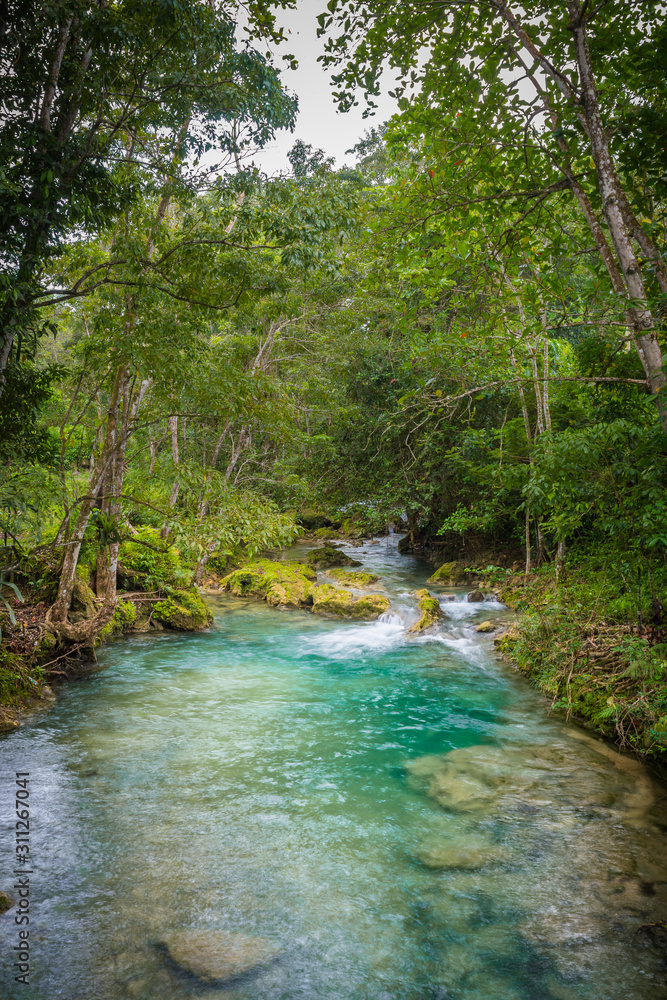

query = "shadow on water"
(1, 535), (666, 999)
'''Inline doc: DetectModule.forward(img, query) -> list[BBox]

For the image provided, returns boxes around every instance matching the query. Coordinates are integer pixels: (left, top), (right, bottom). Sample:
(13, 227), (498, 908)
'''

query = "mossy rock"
(153, 590), (212, 631)
(298, 509), (336, 531)
(312, 584), (390, 620)
(476, 621), (496, 633)
(305, 546), (362, 569)
(427, 561), (476, 586)
(221, 560), (316, 608)
(313, 527), (341, 540)
(328, 568), (380, 587)
(96, 599), (139, 644)
(408, 589), (443, 634)
(35, 631), (57, 656)
(68, 577), (97, 623)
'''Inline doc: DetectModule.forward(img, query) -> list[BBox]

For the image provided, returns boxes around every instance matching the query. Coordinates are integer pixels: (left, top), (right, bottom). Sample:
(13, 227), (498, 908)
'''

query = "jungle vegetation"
(1, 1), (666, 757)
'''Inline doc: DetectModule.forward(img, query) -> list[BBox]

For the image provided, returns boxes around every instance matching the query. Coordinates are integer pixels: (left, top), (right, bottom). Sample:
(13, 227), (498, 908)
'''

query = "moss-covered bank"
(475, 558), (667, 763)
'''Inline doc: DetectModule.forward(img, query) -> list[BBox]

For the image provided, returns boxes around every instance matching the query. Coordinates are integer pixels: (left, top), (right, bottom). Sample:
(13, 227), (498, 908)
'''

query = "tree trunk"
(568, 7), (666, 418)
(555, 538), (566, 584)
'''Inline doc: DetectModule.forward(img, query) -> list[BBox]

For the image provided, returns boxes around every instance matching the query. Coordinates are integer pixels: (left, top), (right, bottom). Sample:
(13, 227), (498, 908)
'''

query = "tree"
(0, 0), (298, 390)
(318, 0), (667, 427)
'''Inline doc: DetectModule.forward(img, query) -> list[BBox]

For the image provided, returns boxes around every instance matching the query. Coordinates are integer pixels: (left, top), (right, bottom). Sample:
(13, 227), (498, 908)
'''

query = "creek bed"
(1, 536), (666, 999)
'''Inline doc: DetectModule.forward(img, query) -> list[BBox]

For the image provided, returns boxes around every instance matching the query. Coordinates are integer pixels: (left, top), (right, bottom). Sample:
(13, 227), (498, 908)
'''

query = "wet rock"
(305, 546), (362, 569)
(151, 592), (212, 631)
(0, 889), (15, 913)
(415, 834), (510, 870)
(440, 593), (457, 602)
(467, 589), (485, 603)
(408, 589), (442, 634)
(328, 568), (380, 587)
(312, 584), (390, 620)
(159, 930), (281, 983)
(476, 620), (495, 633)
(222, 560), (316, 608)
(426, 560), (476, 586)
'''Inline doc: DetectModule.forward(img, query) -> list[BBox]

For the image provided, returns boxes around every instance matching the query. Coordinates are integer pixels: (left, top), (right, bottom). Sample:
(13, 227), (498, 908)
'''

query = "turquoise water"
(1, 537), (666, 999)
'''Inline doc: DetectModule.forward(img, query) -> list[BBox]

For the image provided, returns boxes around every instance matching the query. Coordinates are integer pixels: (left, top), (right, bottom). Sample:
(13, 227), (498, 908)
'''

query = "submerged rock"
(305, 546), (362, 569)
(408, 589), (442, 634)
(160, 930), (281, 983)
(312, 584), (390, 620)
(427, 561), (476, 586)
(221, 560), (316, 608)
(415, 835), (510, 870)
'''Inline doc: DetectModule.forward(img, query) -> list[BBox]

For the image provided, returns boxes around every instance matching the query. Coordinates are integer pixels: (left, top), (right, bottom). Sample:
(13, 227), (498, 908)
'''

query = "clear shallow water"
(1, 537), (667, 1000)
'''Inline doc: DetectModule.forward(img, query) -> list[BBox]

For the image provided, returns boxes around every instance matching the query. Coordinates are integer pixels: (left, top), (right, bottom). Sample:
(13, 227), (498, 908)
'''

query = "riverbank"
(489, 560), (667, 765)
(0, 585), (212, 732)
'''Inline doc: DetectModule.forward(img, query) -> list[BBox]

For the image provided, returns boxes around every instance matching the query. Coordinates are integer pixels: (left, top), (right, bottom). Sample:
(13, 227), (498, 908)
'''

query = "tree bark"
(567, 5), (666, 414)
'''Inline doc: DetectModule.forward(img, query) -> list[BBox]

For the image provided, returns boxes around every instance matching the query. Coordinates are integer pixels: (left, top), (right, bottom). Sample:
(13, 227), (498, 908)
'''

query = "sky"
(247, 0), (397, 175)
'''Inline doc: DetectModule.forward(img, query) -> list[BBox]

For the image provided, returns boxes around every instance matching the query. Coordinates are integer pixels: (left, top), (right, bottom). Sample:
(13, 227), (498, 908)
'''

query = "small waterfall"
(378, 611), (404, 626)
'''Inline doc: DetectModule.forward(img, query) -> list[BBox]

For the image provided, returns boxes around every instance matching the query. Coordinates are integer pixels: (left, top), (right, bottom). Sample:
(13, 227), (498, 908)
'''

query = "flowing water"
(1, 537), (667, 1000)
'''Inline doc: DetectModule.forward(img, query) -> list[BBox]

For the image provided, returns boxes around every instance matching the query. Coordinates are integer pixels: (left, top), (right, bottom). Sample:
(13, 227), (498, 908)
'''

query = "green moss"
(153, 590), (212, 631)
(97, 598), (138, 643)
(221, 559), (316, 608)
(312, 583), (390, 619)
(408, 589), (442, 634)
(305, 546), (362, 569)
(313, 527), (341, 540)
(328, 568), (380, 587)
(0, 649), (37, 706)
(426, 561), (475, 586)
(490, 554), (667, 761)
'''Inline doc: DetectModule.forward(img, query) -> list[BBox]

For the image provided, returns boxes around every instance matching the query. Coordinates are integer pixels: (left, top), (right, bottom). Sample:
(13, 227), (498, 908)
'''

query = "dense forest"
(1, 0), (666, 760)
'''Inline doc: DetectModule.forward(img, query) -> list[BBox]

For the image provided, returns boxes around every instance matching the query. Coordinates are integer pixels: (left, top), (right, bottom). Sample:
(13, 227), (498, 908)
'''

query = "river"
(1, 536), (666, 999)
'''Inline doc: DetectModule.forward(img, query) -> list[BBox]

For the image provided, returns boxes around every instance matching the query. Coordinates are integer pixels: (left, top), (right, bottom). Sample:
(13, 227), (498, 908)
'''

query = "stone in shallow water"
(160, 930), (281, 983)
(415, 834), (510, 870)
(476, 620), (496, 633)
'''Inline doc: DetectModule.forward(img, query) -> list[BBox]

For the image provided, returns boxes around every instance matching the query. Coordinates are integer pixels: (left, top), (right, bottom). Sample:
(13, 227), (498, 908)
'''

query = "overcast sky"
(248, 0), (397, 175)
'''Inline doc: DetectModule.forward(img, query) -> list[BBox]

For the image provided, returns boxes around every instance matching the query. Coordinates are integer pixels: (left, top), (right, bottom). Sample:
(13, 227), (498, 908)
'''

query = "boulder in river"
(328, 567), (380, 587)
(221, 560), (316, 608)
(312, 584), (390, 620)
(415, 834), (510, 870)
(466, 589), (485, 603)
(408, 589), (442, 634)
(159, 930), (281, 983)
(305, 545), (362, 569)
(476, 620), (495, 633)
